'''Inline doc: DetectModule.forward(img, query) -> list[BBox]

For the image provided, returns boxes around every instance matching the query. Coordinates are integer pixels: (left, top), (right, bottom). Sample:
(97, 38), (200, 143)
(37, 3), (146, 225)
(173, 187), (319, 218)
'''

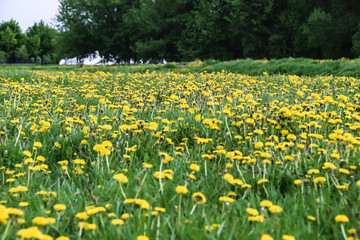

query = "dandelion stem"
(78, 226), (83, 238)
(263, 185), (269, 198)
(105, 156), (109, 170)
(190, 204), (197, 215)
(178, 195), (182, 224)
(135, 172), (147, 199)
(156, 216), (161, 240)
(224, 116), (232, 140)
(204, 160), (207, 177)
(159, 158), (164, 194)
(1, 219), (11, 240)
(340, 224), (347, 240)
(119, 184), (126, 199)
(14, 122), (22, 147)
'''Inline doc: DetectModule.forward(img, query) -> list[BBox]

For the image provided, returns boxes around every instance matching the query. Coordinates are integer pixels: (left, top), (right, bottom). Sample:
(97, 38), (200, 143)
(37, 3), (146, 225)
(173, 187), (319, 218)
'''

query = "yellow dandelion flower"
(113, 173), (128, 183)
(294, 179), (302, 185)
(19, 202), (29, 207)
(56, 237), (70, 240)
(254, 142), (264, 149)
(7, 208), (24, 216)
(137, 236), (149, 240)
(261, 234), (274, 240)
(175, 186), (188, 194)
(33, 142), (43, 149)
(17, 226), (42, 239)
(223, 173), (234, 184)
(313, 177), (326, 184)
(282, 235), (296, 240)
(335, 215), (349, 223)
(23, 151), (32, 157)
(190, 164), (200, 172)
(246, 208), (259, 216)
(192, 192), (206, 204)
(121, 213), (130, 220)
(260, 200), (273, 207)
(307, 215), (316, 221)
(111, 219), (125, 226)
(269, 205), (283, 213)
(257, 179), (268, 184)
(322, 162), (337, 170)
(53, 204), (66, 211)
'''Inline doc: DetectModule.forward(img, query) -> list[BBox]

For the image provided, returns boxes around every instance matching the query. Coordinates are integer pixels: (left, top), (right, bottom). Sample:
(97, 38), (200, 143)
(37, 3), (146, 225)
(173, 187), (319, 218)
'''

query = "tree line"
(2, 0), (360, 64)
(0, 19), (58, 64)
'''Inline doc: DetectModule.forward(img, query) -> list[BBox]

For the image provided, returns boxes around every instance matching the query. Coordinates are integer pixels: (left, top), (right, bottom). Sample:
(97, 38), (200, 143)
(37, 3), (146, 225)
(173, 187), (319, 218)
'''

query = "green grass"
(0, 64), (359, 240)
(2, 58), (360, 77)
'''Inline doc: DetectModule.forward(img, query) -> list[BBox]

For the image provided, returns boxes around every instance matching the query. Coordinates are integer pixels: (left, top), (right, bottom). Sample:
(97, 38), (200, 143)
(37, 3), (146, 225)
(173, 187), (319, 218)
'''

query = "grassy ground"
(0, 63), (359, 240)
(2, 58), (360, 77)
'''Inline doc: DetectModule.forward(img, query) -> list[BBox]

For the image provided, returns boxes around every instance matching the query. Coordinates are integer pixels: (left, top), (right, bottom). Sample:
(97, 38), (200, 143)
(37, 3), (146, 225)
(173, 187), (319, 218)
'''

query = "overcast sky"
(0, 0), (60, 32)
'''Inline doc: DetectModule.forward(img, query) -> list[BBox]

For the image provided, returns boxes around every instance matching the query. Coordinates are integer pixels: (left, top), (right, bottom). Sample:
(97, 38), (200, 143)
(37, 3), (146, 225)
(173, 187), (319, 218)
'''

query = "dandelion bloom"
(54, 204), (66, 211)
(322, 162), (337, 170)
(257, 179), (268, 184)
(111, 219), (125, 226)
(307, 216), (316, 221)
(286, 134), (296, 141)
(254, 142), (264, 149)
(7, 208), (24, 216)
(19, 202), (29, 207)
(335, 215), (349, 223)
(246, 208), (259, 216)
(56, 237), (70, 240)
(192, 192), (206, 204)
(33, 142), (43, 148)
(313, 177), (326, 184)
(17, 226), (42, 239)
(223, 173), (234, 184)
(219, 196), (235, 203)
(75, 212), (89, 220)
(113, 173), (128, 183)
(294, 179), (302, 185)
(142, 163), (153, 169)
(175, 186), (188, 194)
(121, 213), (130, 220)
(261, 234), (274, 240)
(87, 223), (97, 230)
(248, 214), (264, 223)
(190, 164), (200, 172)
(284, 156), (293, 162)
(23, 151), (32, 157)
(269, 205), (283, 213)
(0, 205), (9, 224)
(282, 235), (296, 240)
(260, 200), (273, 207)
(32, 216), (56, 225)
(137, 236), (149, 240)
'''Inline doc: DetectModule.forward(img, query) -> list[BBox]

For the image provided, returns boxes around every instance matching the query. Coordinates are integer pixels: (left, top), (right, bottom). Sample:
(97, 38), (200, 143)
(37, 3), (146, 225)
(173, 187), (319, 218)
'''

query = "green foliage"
(25, 21), (57, 64)
(0, 19), (23, 63)
(54, 0), (360, 61)
(4, 58), (360, 78)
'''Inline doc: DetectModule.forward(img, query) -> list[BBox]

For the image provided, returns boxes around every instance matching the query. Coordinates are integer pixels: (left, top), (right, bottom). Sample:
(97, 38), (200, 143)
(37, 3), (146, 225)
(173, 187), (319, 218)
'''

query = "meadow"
(0, 60), (359, 240)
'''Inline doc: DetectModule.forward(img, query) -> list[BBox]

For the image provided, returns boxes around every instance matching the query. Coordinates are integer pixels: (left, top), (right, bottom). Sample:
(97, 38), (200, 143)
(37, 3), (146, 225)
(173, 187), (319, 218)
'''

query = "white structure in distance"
(59, 51), (116, 65)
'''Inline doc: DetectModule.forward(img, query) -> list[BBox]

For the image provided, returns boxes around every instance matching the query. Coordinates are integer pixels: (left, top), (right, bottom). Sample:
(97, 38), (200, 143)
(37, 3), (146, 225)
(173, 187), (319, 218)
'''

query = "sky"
(0, 0), (60, 32)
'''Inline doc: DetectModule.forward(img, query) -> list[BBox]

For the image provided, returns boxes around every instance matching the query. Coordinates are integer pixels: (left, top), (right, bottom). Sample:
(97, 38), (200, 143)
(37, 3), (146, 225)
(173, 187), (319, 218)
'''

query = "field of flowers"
(0, 67), (359, 240)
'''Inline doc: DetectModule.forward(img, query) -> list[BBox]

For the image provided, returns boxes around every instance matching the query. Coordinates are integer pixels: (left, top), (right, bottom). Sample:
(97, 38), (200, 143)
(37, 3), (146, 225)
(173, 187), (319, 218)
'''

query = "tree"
(0, 19), (23, 63)
(57, 0), (97, 59)
(25, 21), (56, 64)
(56, 0), (139, 63)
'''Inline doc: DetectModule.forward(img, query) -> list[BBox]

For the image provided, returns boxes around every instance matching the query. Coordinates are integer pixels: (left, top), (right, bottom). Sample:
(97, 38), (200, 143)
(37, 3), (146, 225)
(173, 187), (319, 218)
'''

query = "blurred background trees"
(2, 0), (360, 63)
